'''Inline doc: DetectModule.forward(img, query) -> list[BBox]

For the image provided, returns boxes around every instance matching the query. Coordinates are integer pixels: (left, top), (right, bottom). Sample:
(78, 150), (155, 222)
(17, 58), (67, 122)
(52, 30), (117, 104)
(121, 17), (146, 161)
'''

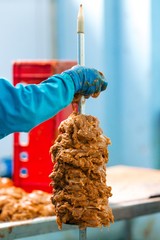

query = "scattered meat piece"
(0, 187), (55, 222)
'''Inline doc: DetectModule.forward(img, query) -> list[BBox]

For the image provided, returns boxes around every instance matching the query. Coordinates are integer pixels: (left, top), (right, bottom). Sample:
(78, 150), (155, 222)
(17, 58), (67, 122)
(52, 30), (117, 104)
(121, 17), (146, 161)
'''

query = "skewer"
(77, 4), (85, 114)
(77, 5), (87, 240)
(79, 228), (87, 240)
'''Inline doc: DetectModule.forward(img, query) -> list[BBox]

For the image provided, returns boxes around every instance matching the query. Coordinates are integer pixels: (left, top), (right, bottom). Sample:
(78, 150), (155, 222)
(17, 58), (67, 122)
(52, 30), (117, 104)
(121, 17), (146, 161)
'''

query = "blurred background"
(0, 0), (160, 239)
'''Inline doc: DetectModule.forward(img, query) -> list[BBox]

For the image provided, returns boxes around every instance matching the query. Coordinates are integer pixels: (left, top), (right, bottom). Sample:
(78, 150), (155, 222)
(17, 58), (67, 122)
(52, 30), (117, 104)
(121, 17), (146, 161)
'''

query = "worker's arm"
(0, 74), (75, 139)
(0, 65), (107, 139)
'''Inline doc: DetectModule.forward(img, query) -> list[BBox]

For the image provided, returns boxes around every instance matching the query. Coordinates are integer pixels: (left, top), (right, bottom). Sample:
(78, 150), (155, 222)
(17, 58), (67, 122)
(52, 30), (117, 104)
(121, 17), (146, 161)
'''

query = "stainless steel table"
(0, 165), (160, 240)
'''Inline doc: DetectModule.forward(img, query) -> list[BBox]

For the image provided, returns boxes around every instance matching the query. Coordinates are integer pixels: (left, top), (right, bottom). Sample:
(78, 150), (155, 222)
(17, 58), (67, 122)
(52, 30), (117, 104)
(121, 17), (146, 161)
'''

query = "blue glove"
(63, 65), (108, 96)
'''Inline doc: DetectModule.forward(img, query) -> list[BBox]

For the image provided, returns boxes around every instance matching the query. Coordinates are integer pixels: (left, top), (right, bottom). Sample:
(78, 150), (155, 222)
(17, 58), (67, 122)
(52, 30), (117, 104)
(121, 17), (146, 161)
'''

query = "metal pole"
(77, 6), (87, 240)
(79, 228), (87, 240)
(77, 4), (85, 114)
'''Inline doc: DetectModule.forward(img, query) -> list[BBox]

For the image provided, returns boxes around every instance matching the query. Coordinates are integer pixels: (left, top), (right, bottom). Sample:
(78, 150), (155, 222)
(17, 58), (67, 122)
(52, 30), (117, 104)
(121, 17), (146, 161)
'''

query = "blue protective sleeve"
(0, 73), (75, 139)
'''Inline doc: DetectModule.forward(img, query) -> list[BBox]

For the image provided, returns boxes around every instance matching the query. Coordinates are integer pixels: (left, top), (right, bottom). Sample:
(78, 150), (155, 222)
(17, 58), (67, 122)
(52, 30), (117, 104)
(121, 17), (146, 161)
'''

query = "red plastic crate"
(13, 60), (76, 193)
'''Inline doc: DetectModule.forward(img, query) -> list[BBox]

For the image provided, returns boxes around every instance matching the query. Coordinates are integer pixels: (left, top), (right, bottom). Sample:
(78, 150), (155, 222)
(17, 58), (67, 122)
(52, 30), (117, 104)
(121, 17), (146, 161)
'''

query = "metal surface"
(0, 217), (77, 240)
(111, 197), (160, 221)
(1, 166), (160, 240)
(0, 197), (160, 240)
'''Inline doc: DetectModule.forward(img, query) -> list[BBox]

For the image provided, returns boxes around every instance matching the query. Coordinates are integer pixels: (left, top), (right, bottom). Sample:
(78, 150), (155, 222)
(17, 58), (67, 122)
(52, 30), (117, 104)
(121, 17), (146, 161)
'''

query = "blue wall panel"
(56, 0), (157, 168)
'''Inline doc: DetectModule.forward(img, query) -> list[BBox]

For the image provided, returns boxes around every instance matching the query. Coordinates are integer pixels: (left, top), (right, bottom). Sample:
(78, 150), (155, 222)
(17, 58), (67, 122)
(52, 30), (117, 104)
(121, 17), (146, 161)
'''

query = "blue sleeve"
(0, 73), (75, 139)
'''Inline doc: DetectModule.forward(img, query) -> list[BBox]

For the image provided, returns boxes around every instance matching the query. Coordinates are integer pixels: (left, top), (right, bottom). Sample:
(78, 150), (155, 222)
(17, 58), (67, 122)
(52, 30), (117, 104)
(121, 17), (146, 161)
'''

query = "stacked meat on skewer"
(50, 112), (114, 229)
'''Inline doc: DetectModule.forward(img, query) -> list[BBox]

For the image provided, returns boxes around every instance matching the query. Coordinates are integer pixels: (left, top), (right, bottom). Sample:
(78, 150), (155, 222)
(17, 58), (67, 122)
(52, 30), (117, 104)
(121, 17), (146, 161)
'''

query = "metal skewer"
(77, 4), (85, 114)
(79, 228), (87, 240)
(77, 4), (87, 240)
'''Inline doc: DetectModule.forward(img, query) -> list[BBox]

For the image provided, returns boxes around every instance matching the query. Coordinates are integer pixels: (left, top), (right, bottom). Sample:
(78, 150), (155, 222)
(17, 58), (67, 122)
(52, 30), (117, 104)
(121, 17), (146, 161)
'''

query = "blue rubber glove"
(63, 65), (108, 96)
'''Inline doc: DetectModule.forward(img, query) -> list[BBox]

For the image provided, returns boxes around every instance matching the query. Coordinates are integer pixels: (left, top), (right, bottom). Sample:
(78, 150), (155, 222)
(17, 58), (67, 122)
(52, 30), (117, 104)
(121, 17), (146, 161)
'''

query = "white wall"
(0, 0), (57, 160)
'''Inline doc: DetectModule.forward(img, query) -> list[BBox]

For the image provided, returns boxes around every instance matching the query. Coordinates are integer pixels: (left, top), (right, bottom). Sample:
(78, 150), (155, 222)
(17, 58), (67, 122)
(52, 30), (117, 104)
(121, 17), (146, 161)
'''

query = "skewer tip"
(77, 3), (84, 33)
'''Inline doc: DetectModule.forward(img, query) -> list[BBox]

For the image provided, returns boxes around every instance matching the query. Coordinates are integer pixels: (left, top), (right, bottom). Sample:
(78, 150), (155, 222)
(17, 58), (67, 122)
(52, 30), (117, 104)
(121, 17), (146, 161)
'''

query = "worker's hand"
(63, 65), (108, 96)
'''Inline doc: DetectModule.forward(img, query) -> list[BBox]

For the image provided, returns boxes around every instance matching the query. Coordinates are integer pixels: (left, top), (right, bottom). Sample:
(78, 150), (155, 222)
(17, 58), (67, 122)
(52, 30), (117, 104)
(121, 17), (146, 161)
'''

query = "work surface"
(0, 165), (160, 240)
